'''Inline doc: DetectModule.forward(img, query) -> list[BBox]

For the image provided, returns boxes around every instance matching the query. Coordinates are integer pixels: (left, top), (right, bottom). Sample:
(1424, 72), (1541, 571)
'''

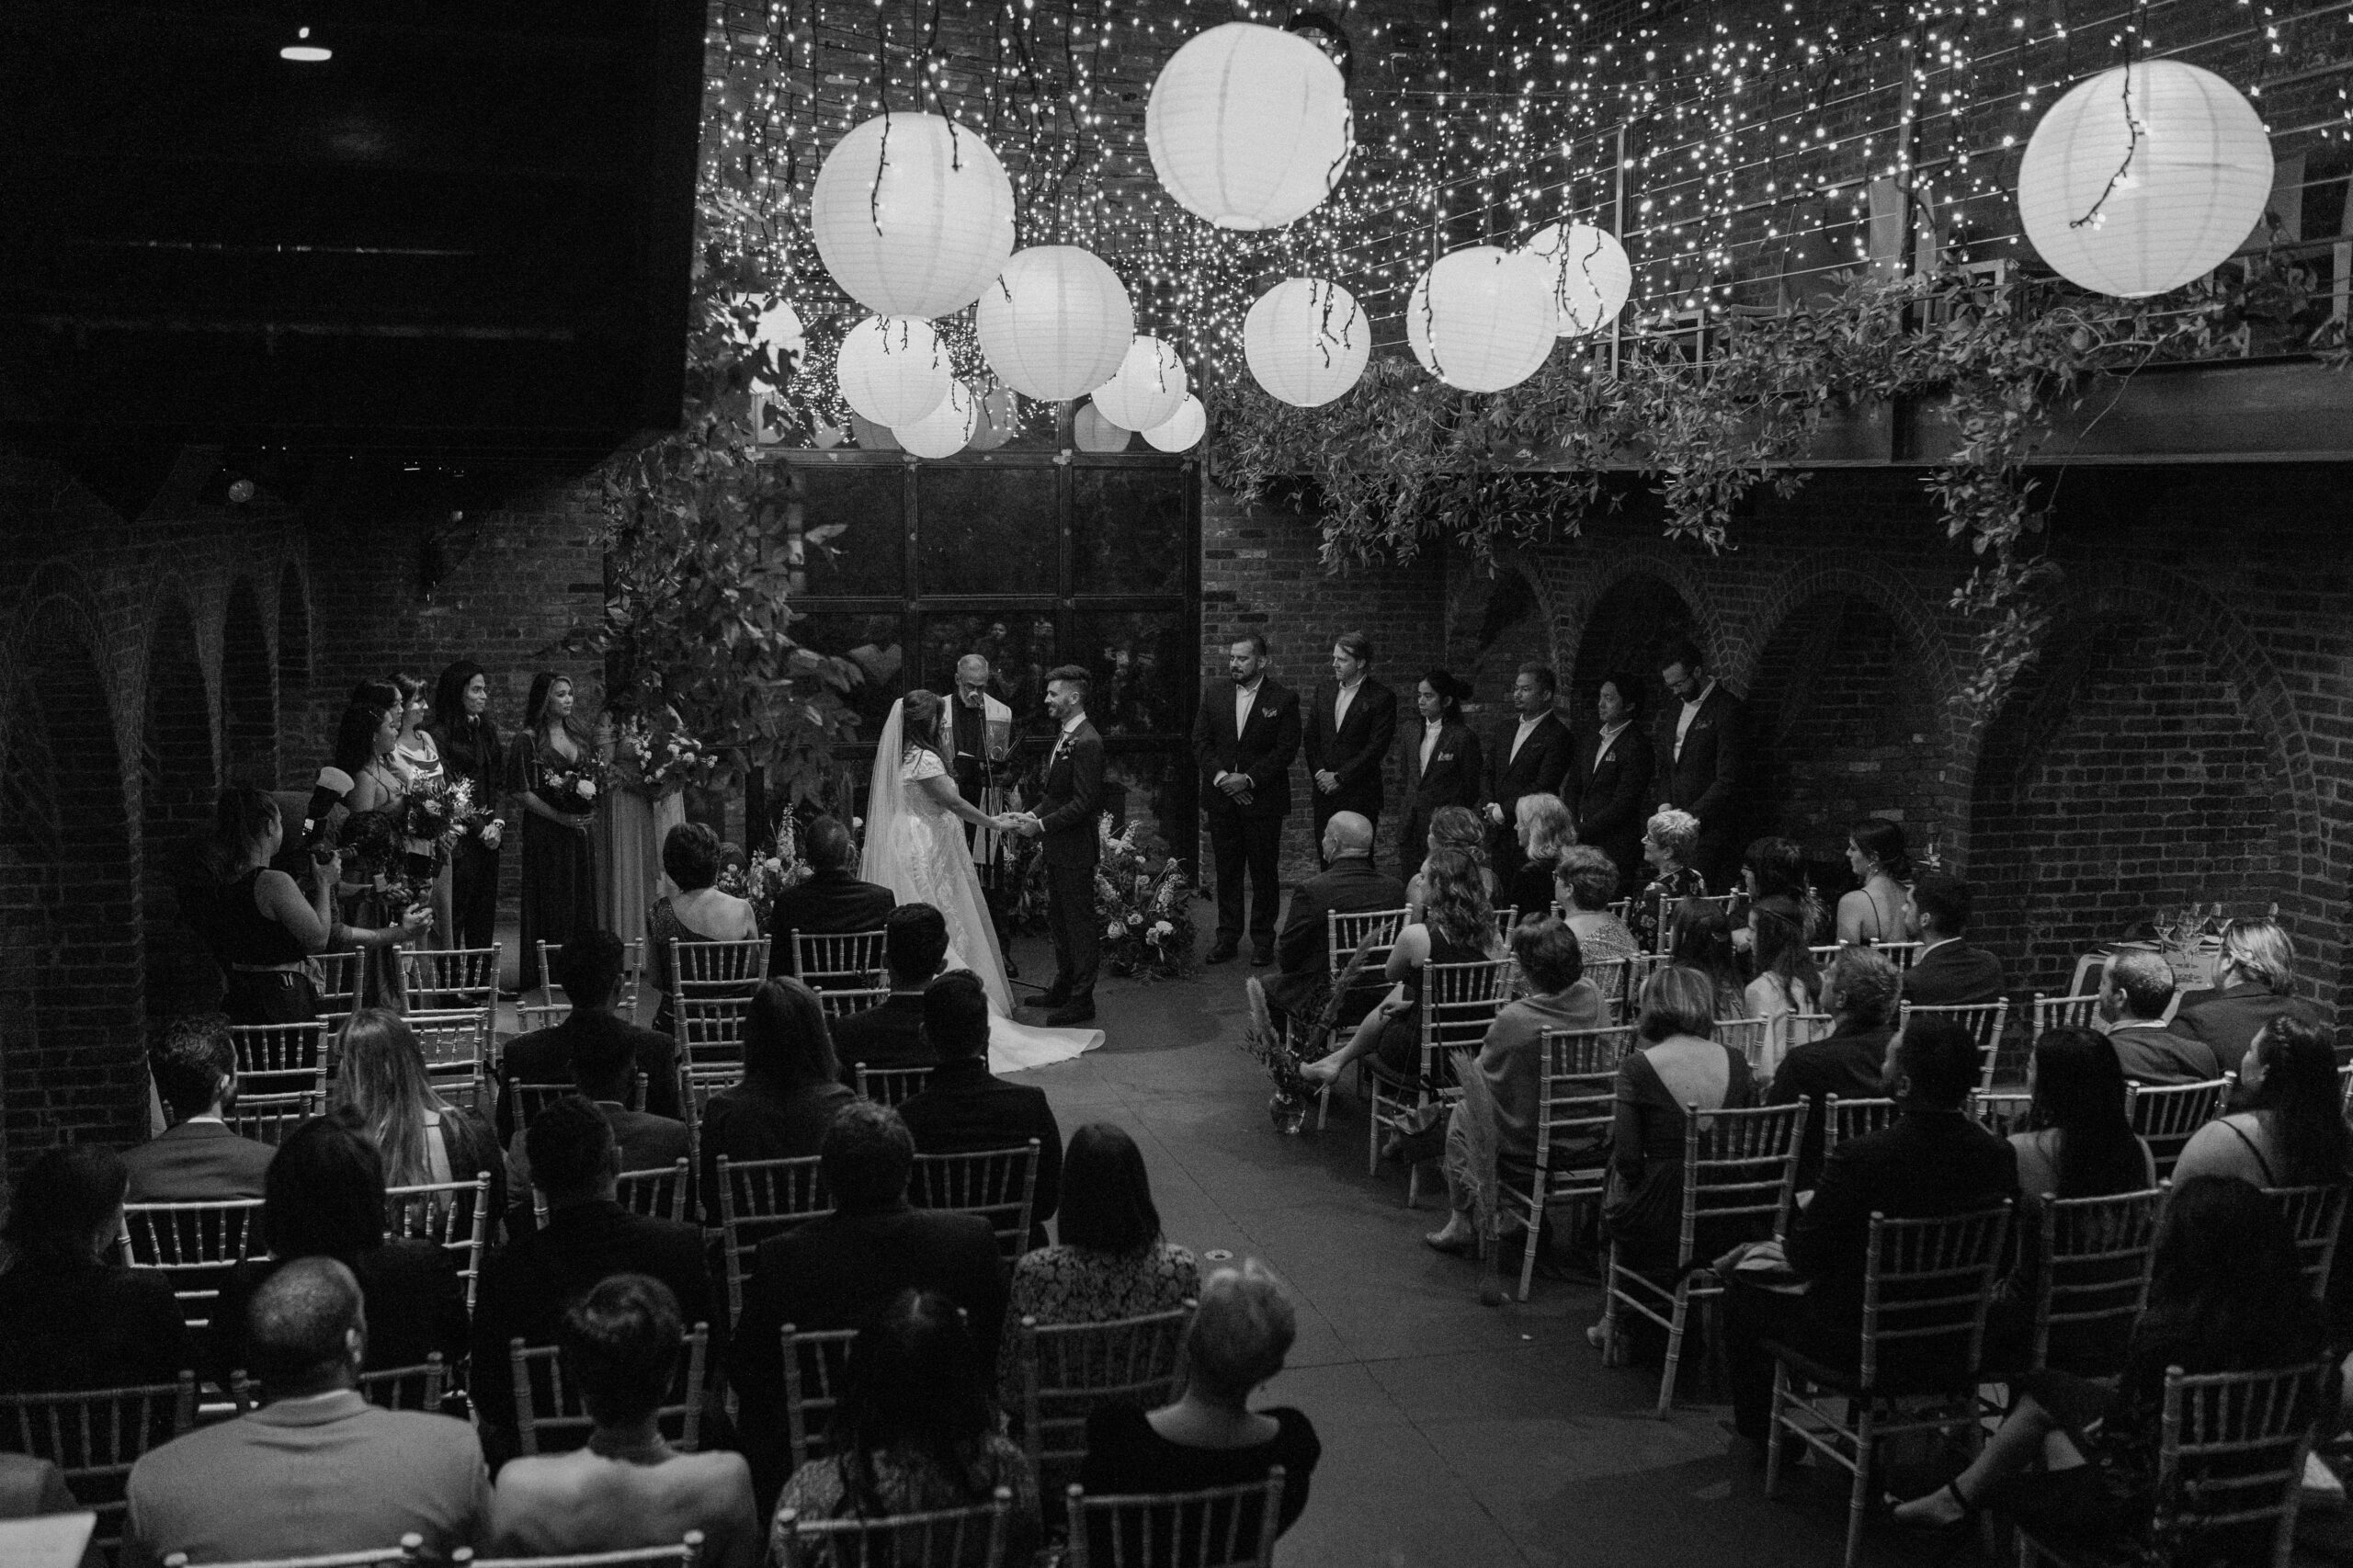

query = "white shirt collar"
(1337, 675), (1364, 693)
(1425, 715), (1445, 730)
(1516, 711), (1543, 730)
(1599, 719), (1630, 738)
(1058, 711), (1086, 736)
(1235, 678), (1263, 699)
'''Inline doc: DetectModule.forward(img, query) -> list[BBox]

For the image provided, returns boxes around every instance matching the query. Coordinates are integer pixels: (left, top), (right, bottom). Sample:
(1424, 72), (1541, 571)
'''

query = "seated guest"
(1891, 1176), (2324, 1547)
(2173, 1017), (2349, 1189)
(644, 823), (762, 1036)
(1898, 873), (2006, 1006)
(333, 1007), (506, 1223)
(1629, 810), (1706, 954)
(472, 1098), (722, 1473)
(210, 1111), (467, 1388)
(898, 971), (1063, 1247)
(1743, 899), (1819, 1026)
(1741, 835), (1810, 911)
(1405, 805), (1500, 910)
(1426, 918), (1608, 1256)
(500, 927), (682, 1141)
(772, 1290), (1040, 1566)
(2176, 917), (2322, 1074)
(1669, 903), (1749, 1020)
(1264, 812), (1407, 1029)
(123, 1015), (274, 1202)
(0, 1453), (100, 1568)
(696, 979), (857, 1221)
(2097, 949), (2222, 1085)
(1078, 1261), (1321, 1551)
(997, 1124), (1201, 1406)
(732, 1103), (1005, 1510)
(0, 1145), (188, 1392)
(1768, 947), (1900, 1190)
(120, 1257), (491, 1568)
(1723, 1017), (2019, 1439)
(1504, 793), (1576, 922)
(1836, 818), (1916, 947)
(766, 815), (894, 983)
(1553, 847), (1640, 966)
(828, 903), (951, 1085)
(507, 1024), (691, 1234)
(490, 1276), (759, 1568)
(1299, 848), (1497, 1089)
(2007, 1028), (2154, 1200)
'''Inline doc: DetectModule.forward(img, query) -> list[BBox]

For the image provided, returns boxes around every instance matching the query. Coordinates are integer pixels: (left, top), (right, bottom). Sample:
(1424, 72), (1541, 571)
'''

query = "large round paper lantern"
(1405, 247), (1559, 392)
(1088, 336), (1188, 431)
(2018, 61), (2272, 299)
(1145, 22), (1354, 230)
(976, 246), (1135, 402)
(1074, 402), (1132, 452)
(1244, 277), (1369, 407)
(810, 113), (1017, 318)
(967, 388), (1017, 451)
(835, 316), (949, 427)
(1521, 223), (1631, 336)
(1141, 394), (1206, 453)
(894, 381), (980, 460)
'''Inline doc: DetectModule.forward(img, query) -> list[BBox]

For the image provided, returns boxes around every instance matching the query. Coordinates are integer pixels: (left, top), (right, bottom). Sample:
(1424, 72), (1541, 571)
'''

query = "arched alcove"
(1564, 570), (1702, 766)
(220, 576), (277, 786)
(142, 599), (221, 1020)
(1447, 561), (1553, 717)
(275, 562), (313, 781)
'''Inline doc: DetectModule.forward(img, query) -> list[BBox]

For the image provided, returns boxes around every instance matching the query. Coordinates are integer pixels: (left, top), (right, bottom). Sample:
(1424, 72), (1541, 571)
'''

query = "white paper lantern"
(810, 113), (1017, 319)
(1405, 247), (1560, 392)
(835, 316), (950, 428)
(1145, 22), (1354, 231)
(966, 388), (1018, 451)
(1141, 394), (1206, 452)
(894, 381), (980, 460)
(1074, 402), (1132, 452)
(1088, 336), (1188, 431)
(1243, 277), (1369, 407)
(1521, 223), (1632, 336)
(976, 246), (1135, 402)
(2018, 61), (2273, 299)
(847, 415), (901, 451)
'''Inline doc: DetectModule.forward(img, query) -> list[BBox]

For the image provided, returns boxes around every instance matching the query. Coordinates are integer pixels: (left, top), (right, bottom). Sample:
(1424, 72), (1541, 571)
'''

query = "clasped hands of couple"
(991, 810), (1045, 839)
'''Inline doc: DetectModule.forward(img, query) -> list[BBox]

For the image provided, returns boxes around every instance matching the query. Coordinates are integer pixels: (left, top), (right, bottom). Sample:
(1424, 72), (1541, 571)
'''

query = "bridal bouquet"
(541, 755), (608, 815)
(1095, 815), (1196, 980)
(393, 776), (483, 865)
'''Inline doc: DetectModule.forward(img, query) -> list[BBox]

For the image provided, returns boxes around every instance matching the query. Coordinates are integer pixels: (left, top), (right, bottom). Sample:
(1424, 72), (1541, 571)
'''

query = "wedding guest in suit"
(2176, 918), (2322, 1074)
(1768, 947), (1900, 1189)
(895, 971), (1063, 1248)
(506, 1025), (691, 1234)
(124, 1015), (274, 1202)
(1264, 812), (1407, 1029)
(2097, 950), (2223, 1085)
(1400, 670), (1483, 887)
(1899, 874), (2007, 1006)
(1194, 635), (1303, 967)
(1303, 631), (1398, 866)
(1013, 666), (1105, 1027)
(1482, 664), (1573, 886)
(1565, 674), (1654, 903)
(501, 927), (682, 1140)
(765, 816), (894, 983)
(1655, 640), (1745, 891)
(427, 662), (509, 955)
(0, 1146), (188, 1394)
(828, 903), (951, 1086)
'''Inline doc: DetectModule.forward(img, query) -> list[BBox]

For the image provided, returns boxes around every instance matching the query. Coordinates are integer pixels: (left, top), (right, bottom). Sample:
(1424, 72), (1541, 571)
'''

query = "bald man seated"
(1265, 812), (1408, 1029)
(2100, 949), (2225, 1086)
(119, 1257), (490, 1568)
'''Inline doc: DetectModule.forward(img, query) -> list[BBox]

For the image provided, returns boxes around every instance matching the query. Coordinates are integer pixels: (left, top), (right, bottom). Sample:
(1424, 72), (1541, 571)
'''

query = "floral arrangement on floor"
(1094, 815), (1196, 979)
(615, 712), (722, 797)
(1239, 931), (1378, 1134)
(541, 754), (608, 816)
(717, 812), (832, 928)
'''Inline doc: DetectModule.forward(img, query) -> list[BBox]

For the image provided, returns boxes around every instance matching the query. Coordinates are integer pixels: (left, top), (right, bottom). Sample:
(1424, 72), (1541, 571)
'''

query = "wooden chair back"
(1822, 1096), (1899, 1161)
(1580, 958), (1634, 1024)
(2029, 991), (2101, 1043)
(1647, 891), (1739, 954)
(791, 930), (889, 992)
(226, 1089), (328, 1146)
(231, 1356), (449, 1416)
(1897, 998), (2010, 1091)
(455, 1536), (702, 1568)
(1971, 1087), (2034, 1138)
(1017, 1304), (1194, 1501)
(1778, 1012), (1834, 1059)
(856, 1062), (934, 1107)
(715, 1155), (833, 1322)
(1063, 1472), (1287, 1568)
(383, 1174), (493, 1315)
(403, 946), (501, 1018)
(2260, 1185), (2348, 1299)
(779, 1324), (860, 1473)
(1670, 1102), (1804, 1269)
(1504, 1026), (1631, 1300)
(1870, 940), (1923, 971)
(165, 1546), (422, 1568)
(670, 937), (769, 990)
(404, 1006), (493, 1116)
(509, 1072), (649, 1135)
(1415, 958), (1514, 1085)
(508, 1327), (709, 1456)
(1714, 1016), (1777, 1077)
(2126, 1078), (2230, 1181)
(818, 985), (892, 1021)
(674, 994), (751, 1073)
(0, 1374), (196, 1560)
(120, 1199), (265, 1330)
(909, 1142), (1040, 1263)
(2031, 1188), (2162, 1375)
(774, 1489), (1010, 1568)
(1326, 907), (1408, 976)
(534, 937), (644, 1017)
(2145, 1359), (2338, 1568)
(1855, 1204), (2013, 1390)
(313, 951), (362, 1036)
(229, 1021), (327, 1097)
(515, 1001), (568, 1035)
(616, 1158), (692, 1225)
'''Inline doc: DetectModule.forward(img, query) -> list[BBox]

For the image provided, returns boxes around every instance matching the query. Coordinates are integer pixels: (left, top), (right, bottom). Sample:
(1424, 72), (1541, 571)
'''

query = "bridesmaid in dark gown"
(513, 672), (597, 994)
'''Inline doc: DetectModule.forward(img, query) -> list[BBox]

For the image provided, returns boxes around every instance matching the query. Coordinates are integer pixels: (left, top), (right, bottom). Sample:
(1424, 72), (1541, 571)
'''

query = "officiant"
(949, 653), (1019, 969)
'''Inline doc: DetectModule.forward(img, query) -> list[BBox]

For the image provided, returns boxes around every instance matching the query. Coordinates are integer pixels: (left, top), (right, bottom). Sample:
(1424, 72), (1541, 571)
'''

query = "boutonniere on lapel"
(1258, 705), (1279, 721)
(1436, 750), (1458, 763)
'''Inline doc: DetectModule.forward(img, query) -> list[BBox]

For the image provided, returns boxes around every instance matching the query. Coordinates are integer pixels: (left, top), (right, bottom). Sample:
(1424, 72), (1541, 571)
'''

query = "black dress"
(431, 710), (506, 951)
(516, 731), (597, 993)
(207, 869), (319, 1024)
(1370, 930), (1493, 1080)
(1078, 1404), (1321, 1562)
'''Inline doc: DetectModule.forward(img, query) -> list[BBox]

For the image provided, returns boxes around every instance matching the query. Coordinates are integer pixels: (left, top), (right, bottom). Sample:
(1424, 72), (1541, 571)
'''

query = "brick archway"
(1556, 564), (1709, 780)
(220, 575), (277, 787)
(142, 595), (220, 1020)
(1547, 550), (1733, 704)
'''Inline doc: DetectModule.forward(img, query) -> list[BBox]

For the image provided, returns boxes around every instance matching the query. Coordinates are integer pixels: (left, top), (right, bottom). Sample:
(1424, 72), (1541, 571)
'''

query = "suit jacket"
(1193, 679), (1302, 820)
(120, 1391), (489, 1568)
(505, 1104), (692, 1234)
(2177, 983), (2322, 1074)
(210, 1241), (468, 1390)
(496, 1008), (683, 1140)
(767, 871), (895, 980)
(470, 1200), (722, 1470)
(1405, 720), (1483, 818)
(1900, 941), (2008, 1007)
(1267, 857), (1409, 1019)
(730, 1202), (1006, 1506)
(1565, 723), (1656, 891)
(2105, 1021), (2225, 1086)
(1034, 719), (1107, 869)
(898, 1057), (1063, 1234)
(829, 993), (936, 1084)
(1302, 678), (1398, 819)
(121, 1119), (275, 1204)
(0, 1256), (191, 1394)
(1483, 710), (1574, 827)
(1766, 1024), (1893, 1191)
(1658, 686), (1745, 836)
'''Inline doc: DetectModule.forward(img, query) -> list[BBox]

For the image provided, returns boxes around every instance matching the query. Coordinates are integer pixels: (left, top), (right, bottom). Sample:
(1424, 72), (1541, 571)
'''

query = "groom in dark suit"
(1014, 665), (1105, 1027)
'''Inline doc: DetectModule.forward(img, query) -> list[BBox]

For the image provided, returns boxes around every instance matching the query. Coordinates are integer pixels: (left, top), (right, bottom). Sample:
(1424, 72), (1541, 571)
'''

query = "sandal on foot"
(1884, 1479), (1975, 1533)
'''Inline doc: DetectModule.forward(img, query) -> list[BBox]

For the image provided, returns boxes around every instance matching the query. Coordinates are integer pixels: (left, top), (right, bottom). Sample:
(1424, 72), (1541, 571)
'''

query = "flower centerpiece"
(1093, 815), (1197, 979)
(541, 754), (608, 816)
(1240, 928), (1378, 1134)
(719, 812), (815, 929)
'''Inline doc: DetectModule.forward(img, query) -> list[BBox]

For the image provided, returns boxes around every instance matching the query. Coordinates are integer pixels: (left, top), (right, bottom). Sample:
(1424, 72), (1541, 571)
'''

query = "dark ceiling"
(0, 0), (705, 462)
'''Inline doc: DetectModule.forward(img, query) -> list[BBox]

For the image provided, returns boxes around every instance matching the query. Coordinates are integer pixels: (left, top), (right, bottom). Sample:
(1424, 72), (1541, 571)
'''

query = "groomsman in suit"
(1192, 634), (1302, 966)
(1400, 670), (1483, 885)
(1565, 672), (1657, 906)
(1012, 667), (1104, 1026)
(1302, 631), (1398, 868)
(1482, 663), (1573, 885)
(947, 653), (1017, 972)
(1655, 638), (1746, 890)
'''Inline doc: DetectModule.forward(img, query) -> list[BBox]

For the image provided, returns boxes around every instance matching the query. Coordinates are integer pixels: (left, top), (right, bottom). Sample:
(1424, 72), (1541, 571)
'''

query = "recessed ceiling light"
(280, 26), (331, 62)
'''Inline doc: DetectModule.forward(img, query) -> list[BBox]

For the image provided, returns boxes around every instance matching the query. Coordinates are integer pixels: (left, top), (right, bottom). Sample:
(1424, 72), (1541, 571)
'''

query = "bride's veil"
(858, 699), (908, 887)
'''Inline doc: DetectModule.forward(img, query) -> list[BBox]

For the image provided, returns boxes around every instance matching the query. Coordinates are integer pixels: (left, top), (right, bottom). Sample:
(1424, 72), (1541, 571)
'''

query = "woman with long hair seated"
(2172, 1016), (2351, 1190)
(696, 978), (856, 1219)
(1300, 847), (1497, 1089)
(332, 1008), (506, 1223)
(1405, 804), (1501, 911)
(1669, 902), (1749, 1021)
(772, 1289), (1040, 1565)
(1836, 817), (1916, 947)
(1742, 898), (1820, 1026)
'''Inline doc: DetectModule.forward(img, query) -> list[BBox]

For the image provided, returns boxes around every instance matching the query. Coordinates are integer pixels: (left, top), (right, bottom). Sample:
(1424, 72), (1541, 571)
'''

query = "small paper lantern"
(1405, 247), (1559, 392)
(847, 415), (902, 451)
(810, 113), (1017, 318)
(966, 388), (1018, 451)
(1521, 223), (1632, 336)
(893, 381), (980, 460)
(1088, 336), (1188, 431)
(2018, 60), (2272, 299)
(1243, 277), (1368, 407)
(1141, 394), (1206, 453)
(1074, 402), (1132, 452)
(976, 246), (1135, 402)
(1145, 22), (1354, 231)
(835, 315), (949, 428)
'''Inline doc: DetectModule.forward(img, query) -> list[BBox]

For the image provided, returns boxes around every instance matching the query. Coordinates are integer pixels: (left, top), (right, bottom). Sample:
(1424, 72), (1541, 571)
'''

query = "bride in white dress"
(860, 690), (1104, 1071)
